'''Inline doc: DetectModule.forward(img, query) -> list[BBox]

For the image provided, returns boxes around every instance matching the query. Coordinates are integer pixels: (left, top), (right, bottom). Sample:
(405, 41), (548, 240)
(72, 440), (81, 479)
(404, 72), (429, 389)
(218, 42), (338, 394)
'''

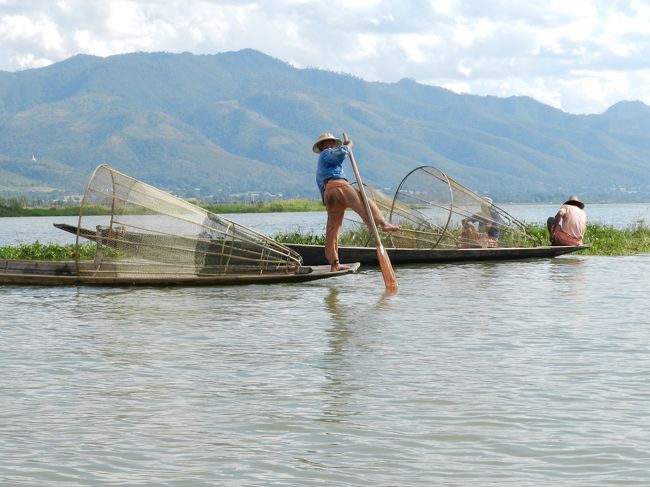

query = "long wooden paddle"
(342, 132), (398, 293)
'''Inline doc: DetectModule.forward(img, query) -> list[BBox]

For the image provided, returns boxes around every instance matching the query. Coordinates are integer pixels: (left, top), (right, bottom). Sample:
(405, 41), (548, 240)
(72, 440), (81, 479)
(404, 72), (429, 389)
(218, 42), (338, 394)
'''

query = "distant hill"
(1, 49), (649, 202)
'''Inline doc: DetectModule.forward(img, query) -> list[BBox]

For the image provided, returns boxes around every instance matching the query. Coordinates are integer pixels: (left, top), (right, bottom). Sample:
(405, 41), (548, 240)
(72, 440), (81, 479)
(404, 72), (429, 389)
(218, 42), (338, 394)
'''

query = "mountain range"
(1, 48), (649, 203)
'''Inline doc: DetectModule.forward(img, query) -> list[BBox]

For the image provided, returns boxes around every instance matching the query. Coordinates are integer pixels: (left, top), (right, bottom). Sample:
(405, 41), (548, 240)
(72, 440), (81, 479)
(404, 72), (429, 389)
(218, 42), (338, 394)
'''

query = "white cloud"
(0, 0), (649, 113)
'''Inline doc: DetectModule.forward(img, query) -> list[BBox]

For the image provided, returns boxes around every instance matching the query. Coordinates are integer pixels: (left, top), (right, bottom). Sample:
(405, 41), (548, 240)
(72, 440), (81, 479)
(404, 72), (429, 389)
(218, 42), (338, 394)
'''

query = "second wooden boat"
(285, 243), (588, 266)
(281, 165), (589, 266)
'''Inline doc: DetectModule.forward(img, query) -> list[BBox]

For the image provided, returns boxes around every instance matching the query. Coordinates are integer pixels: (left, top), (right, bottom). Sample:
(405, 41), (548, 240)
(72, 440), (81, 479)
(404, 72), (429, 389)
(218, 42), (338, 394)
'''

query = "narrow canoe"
(0, 259), (360, 286)
(284, 243), (589, 266)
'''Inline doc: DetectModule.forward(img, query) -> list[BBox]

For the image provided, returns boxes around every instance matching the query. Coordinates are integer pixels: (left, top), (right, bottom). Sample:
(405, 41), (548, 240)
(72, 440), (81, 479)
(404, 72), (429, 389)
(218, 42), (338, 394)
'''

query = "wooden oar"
(342, 132), (398, 293)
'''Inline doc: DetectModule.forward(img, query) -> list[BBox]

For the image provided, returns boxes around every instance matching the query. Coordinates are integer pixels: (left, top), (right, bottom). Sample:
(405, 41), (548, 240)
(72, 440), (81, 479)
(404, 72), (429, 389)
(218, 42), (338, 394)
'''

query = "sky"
(1, 0), (650, 114)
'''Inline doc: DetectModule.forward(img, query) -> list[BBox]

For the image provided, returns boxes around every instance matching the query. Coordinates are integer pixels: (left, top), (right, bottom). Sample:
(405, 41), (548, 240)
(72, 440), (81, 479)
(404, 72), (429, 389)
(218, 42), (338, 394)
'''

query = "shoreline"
(0, 199), (326, 217)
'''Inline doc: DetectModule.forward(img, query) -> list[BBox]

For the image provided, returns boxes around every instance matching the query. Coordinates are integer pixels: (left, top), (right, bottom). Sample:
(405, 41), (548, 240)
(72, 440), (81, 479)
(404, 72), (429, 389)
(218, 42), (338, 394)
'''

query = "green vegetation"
(0, 198), (324, 217)
(276, 227), (385, 247)
(274, 231), (325, 245)
(523, 222), (650, 255)
(0, 198), (113, 217)
(0, 241), (99, 261)
(576, 222), (650, 256)
(203, 199), (324, 214)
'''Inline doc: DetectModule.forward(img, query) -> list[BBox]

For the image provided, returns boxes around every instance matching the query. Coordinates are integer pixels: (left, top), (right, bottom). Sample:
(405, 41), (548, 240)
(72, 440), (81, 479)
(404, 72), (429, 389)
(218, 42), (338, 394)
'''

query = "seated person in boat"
(547, 195), (586, 246)
(460, 198), (501, 248)
(313, 132), (400, 272)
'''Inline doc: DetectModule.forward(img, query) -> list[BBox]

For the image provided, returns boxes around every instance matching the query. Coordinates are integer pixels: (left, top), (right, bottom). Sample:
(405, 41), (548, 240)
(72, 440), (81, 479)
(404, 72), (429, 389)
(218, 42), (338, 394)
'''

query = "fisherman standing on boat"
(313, 132), (400, 272)
(547, 195), (587, 246)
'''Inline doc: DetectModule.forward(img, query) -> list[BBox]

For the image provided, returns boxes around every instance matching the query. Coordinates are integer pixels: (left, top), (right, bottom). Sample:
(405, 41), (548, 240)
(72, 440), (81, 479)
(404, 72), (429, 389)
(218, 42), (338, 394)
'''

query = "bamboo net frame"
(74, 164), (302, 279)
(346, 166), (540, 249)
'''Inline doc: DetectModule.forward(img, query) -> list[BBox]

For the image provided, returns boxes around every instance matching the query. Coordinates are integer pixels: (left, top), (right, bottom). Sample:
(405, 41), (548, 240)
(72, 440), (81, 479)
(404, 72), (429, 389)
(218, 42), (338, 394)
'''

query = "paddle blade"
(376, 245), (398, 293)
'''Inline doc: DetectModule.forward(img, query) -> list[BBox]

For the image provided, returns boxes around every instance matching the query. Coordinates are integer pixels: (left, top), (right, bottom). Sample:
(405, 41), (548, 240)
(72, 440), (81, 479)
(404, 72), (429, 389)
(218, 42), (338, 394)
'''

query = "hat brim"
(312, 138), (342, 154)
(564, 200), (585, 209)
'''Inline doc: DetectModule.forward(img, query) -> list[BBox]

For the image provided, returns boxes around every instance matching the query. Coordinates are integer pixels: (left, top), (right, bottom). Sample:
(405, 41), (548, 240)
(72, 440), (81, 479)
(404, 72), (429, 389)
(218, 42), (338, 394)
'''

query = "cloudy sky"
(1, 0), (649, 114)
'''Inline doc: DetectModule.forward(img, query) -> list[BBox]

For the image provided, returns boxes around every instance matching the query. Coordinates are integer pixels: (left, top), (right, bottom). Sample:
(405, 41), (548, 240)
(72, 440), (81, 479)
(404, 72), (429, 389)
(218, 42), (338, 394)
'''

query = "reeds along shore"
(0, 199), (325, 217)
(525, 222), (650, 256)
(0, 242), (99, 261)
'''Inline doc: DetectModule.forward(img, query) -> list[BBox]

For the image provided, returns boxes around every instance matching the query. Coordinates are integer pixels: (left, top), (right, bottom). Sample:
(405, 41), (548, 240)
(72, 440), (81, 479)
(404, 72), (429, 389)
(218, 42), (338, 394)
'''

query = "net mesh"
(74, 164), (302, 279)
(345, 166), (540, 249)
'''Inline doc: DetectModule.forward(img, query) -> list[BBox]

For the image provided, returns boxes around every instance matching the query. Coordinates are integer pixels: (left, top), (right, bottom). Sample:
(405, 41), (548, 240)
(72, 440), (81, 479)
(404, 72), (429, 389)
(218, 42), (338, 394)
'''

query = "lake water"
(2, 206), (650, 486)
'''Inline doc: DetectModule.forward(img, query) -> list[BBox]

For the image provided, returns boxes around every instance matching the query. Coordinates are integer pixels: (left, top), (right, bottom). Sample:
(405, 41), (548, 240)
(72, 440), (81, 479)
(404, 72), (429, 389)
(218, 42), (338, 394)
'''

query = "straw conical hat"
(312, 132), (342, 154)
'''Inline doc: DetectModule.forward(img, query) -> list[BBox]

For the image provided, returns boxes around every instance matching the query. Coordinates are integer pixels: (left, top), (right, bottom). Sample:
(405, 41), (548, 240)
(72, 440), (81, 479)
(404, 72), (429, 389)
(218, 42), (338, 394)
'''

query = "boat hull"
(0, 259), (360, 286)
(285, 244), (589, 266)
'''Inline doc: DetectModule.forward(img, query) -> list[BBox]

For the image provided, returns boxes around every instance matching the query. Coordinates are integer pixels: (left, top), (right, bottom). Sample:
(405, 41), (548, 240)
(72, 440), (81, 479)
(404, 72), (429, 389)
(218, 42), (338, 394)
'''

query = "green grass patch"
(526, 222), (650, 255)
(1, 199), (325, 217)
(582, 222), (650, 255)
(0, 204), (114, 217)
(274, 231), (325, 245)
(275, 227), (383, 247)
(202, 199), (324, 214)
(0, 241), (99, 261)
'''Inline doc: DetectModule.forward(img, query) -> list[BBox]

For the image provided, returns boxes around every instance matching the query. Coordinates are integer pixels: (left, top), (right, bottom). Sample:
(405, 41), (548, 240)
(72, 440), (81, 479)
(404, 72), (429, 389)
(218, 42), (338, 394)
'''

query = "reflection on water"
(3, 256), (650, 485)
(324, 287), (345, 324)
(320, 288), (357, 426)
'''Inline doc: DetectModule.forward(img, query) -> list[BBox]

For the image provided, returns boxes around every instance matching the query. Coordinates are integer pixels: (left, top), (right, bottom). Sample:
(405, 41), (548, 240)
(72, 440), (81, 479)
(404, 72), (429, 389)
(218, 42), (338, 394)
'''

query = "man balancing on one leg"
(547, 195), (587, 246)
(313, 132), (400, 272)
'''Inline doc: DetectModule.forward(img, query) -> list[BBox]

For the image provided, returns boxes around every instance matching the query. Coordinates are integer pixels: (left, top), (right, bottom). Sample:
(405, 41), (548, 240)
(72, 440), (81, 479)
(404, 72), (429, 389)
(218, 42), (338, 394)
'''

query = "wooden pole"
(342, 132), (398, 293)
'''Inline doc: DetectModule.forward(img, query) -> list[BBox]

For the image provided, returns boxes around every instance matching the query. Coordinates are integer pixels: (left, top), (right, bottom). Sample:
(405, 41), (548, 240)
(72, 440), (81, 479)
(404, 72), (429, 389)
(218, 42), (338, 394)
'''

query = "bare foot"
(331, 263), (351, 272)
(379, 222), (401, 232)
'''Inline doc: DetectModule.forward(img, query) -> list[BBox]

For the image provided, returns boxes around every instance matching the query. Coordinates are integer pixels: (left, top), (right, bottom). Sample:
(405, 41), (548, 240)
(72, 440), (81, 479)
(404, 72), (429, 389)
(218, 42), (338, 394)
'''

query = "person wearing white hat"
(313, 132), (400, 272)
(547, 195), (587, 246)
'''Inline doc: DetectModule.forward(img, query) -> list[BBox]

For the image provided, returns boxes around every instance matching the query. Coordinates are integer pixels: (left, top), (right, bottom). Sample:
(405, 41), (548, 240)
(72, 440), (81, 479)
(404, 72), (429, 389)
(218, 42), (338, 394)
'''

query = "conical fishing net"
(388, 166), (540, 248)
(344, 166), (540, 249)
(73, 164), (302, 279)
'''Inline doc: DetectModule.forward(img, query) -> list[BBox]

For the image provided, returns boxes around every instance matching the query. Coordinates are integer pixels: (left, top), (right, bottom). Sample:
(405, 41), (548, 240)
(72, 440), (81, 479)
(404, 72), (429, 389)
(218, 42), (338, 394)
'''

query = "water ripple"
(2, 255), (650, 485)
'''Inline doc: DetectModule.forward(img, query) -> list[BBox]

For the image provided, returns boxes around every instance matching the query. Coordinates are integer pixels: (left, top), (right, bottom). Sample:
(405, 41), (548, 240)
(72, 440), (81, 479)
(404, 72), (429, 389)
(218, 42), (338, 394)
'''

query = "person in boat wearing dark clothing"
(547, 195), (587, 246)
(313, 132), (400, 272)
(461, 197), (502, 248)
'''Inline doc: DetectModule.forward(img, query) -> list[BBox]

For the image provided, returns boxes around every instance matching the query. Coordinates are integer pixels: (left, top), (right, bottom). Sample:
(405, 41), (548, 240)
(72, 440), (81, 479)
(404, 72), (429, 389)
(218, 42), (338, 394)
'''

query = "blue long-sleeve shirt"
(316, 146), (349, 197)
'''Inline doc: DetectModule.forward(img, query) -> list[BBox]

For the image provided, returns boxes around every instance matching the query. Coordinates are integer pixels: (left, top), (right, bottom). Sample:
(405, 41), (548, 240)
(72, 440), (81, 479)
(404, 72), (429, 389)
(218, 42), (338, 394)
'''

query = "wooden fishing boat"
(0, 258), (359, 286)
(0, 165), (360, 286)
(284, 243), (588, 266)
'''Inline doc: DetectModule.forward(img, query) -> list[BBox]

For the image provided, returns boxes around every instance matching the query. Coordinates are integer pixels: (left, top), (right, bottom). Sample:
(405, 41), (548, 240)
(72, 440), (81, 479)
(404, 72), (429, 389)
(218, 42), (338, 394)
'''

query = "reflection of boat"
(283, 166), (589, 265)
(0, 164), (359, 286)
(285, 243), (588, 266)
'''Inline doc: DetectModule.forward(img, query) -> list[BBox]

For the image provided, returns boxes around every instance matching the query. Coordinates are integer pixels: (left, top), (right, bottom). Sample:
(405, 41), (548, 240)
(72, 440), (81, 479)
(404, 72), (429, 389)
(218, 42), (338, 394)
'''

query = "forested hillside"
(1, 49), (649, 202)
